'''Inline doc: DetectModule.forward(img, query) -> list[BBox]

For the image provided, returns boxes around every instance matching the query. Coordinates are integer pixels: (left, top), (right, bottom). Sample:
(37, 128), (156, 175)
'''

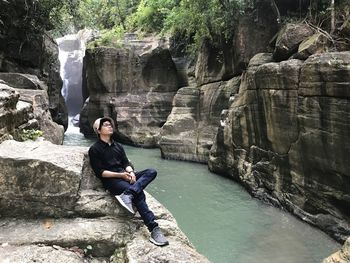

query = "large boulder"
(0, 82), (34, 143)
(273, 23), (315, 61)
(0, 140), (210, 262)
(209, 52), (350, 242)
(159, 77), (240, 163)
(80, 40), (180, 147)
(0, 73), (64, 144)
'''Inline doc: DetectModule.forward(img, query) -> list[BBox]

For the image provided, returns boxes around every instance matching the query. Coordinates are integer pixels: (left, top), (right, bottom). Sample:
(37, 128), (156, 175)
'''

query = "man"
(88, 117), (169, 246)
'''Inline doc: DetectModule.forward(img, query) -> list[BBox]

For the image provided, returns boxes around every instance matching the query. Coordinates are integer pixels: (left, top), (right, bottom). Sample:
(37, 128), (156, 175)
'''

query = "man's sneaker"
(149, 226), (169, 246)
(115, 193), (135, 215)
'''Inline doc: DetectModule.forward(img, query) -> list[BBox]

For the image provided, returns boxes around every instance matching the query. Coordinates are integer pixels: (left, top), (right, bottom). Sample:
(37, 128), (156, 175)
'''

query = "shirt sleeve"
(88, 146), (104, 178)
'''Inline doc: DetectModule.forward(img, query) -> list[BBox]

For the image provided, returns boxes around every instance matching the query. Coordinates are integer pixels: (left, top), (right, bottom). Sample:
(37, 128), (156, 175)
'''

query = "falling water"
(57, 30), (92, 117)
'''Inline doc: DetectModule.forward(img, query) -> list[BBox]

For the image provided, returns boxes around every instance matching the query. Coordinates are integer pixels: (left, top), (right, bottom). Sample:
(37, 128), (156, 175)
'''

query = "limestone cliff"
(80, 39), (180, 147)
(159, 78), (240, 163)
(209, 52), (350, 242)
(0, 140), (210, 262)
(158, 1), (277, 163)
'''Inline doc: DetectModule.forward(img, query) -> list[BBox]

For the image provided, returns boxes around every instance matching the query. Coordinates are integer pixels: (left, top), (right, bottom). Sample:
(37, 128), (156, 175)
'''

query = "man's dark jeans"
(102, 168), (158, 232)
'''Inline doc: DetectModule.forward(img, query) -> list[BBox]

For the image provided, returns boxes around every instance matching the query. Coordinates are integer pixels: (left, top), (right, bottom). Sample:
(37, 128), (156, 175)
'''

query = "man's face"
(99, 121), (114, 136)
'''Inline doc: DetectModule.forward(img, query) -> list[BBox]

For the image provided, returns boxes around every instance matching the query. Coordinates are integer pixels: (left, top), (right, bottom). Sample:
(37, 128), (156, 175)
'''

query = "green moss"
(18, 129), (43, 141)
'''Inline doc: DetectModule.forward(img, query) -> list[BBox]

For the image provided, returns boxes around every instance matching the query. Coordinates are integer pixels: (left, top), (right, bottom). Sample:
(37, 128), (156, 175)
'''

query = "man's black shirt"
(88, 139), (131, 178)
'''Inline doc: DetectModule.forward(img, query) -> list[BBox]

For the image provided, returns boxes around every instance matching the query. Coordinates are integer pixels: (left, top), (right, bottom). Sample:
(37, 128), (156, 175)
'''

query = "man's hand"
(129, 171), (136, 184)
(121, 171), (136, 184)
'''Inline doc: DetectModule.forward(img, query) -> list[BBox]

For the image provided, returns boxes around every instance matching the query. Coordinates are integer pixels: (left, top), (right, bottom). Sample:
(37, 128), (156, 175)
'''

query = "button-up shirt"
(88, 139), (131, 178)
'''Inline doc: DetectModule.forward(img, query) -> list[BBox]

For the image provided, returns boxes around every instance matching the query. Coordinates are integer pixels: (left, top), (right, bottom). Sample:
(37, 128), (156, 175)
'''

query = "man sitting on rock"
(88, 117), (169, 247)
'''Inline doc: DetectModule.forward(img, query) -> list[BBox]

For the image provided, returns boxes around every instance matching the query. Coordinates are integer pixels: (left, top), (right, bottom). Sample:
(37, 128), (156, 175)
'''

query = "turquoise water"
(64, 128), (340, 263)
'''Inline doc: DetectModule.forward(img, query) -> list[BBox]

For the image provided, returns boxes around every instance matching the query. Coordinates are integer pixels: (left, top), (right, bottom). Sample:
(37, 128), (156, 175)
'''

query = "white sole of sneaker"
(115, 195), (135, 215)
(149, 237), (169, 247)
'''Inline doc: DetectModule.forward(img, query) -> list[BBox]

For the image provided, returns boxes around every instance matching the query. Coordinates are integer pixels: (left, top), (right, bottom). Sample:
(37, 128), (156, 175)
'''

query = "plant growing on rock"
(17, 129), (43, 142)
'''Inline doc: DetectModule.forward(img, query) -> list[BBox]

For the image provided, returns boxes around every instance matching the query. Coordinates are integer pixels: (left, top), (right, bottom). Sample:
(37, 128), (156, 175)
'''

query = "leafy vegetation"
(17, 129), (43, 142)
(31, 0), (347, 51)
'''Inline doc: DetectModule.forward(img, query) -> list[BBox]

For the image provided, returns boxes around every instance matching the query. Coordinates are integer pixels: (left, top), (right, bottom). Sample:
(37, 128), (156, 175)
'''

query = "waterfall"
(56, 29), (92, 121)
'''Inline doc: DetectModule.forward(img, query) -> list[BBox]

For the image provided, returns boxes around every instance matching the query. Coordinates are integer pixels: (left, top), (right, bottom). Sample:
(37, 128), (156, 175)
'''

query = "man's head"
(93, 117), (115, 137)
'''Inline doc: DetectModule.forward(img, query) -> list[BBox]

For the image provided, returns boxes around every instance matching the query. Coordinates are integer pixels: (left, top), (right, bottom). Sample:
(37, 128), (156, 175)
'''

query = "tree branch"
(330, 0), (335, 34)
(270, 0), (281, 24)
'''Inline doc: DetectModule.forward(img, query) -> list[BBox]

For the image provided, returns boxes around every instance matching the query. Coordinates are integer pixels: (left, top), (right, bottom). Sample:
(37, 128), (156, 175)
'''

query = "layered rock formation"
(209, 52), (350, 242)
(0, 140), (210, 262)
(0, 0), (68, 129)
(0, 82), (32, 142)
(80, 39), (180, 147)
(0, 73), (64, 144)
(159, 78), (240, 163)
(158, 2), (278, 162)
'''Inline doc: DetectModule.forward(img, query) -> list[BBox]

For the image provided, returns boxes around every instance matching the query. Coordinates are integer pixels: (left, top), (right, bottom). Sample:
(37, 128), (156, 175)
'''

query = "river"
(64, 124), (340, 263)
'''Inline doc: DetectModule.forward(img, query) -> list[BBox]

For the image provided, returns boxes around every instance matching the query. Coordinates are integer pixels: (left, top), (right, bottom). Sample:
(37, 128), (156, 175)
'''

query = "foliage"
(44, 0), (140, 37)
(18, 129), (43, 141)
(6, 0), (345, 53)
(0, 0), (53, 36)
(1, 0), (251, 50)
(78, 0), (138, 30)
(126, 0), (250, 52)
(87, 25), (125, 48)
(37, 0), (250, 52)
(127, 0), (177, 32)
(162, 0), (247, 52)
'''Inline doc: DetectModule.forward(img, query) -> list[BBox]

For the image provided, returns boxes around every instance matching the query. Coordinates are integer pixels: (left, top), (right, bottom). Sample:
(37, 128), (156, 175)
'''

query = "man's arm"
(101, 170), (131, 181)
(88, 146), (105, 177)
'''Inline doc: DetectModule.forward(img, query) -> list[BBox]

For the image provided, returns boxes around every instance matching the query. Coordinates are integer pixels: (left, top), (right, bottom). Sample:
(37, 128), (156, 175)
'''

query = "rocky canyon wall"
(78, 1), (349, 244)
(209, 52), (350, 242)
(159, 1), (277, 162)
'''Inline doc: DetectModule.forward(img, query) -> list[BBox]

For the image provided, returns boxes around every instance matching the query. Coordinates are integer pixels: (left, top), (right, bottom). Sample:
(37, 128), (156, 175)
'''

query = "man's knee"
(147, 168), (157, 179)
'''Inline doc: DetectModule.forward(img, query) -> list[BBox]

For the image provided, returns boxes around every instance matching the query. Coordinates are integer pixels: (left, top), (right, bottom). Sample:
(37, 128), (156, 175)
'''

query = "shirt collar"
(98, 139), (116, 147)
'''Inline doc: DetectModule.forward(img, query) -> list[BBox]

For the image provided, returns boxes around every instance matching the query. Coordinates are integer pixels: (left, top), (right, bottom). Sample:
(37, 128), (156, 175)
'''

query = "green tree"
(78, 0), (139, 30)
(162, 0), (248, 52)
(127, 0), (178, 32)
